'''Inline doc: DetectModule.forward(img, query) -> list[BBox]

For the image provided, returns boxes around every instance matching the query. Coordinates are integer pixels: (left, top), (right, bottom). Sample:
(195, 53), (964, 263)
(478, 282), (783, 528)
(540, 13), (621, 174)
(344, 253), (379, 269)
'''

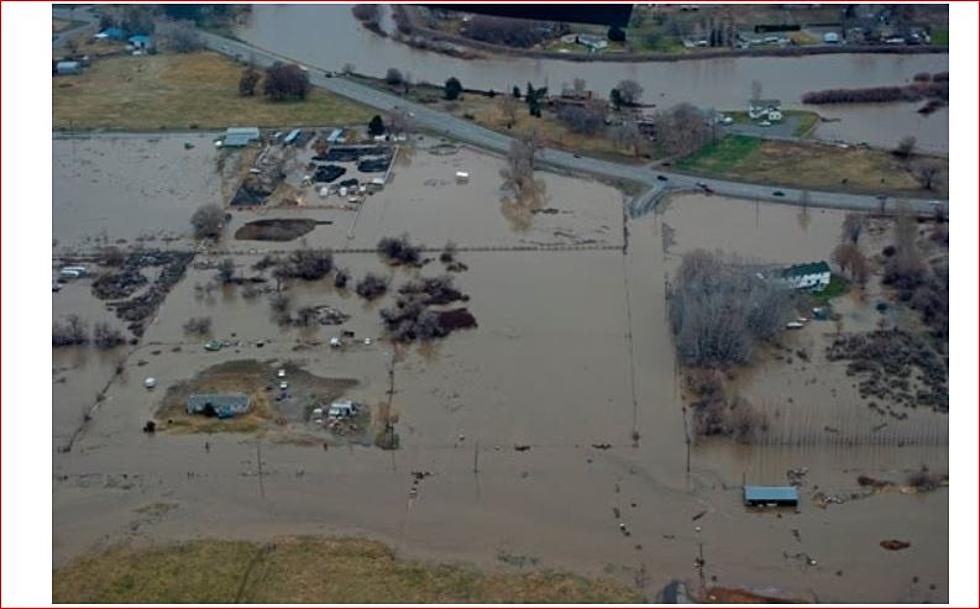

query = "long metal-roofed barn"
(186, 393), (251, 418)
(743, 485), (799, 507)
(223, 127), (261, 147)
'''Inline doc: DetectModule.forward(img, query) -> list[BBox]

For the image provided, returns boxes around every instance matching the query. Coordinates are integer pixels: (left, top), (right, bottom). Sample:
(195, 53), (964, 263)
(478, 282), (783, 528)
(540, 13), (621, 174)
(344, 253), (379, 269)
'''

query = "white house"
(823, 32), (841, 44)
(776, 261), (832, 291)
(576, 34), (609, 52)
(328, 399), (359, 418)
(748, 98), (781, 120)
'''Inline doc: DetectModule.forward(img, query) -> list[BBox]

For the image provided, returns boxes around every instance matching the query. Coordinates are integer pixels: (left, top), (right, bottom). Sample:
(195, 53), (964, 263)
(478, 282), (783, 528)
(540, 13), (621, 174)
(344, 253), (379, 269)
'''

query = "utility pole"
(256, 440), (265, 499)
(473, 441), (479, 475)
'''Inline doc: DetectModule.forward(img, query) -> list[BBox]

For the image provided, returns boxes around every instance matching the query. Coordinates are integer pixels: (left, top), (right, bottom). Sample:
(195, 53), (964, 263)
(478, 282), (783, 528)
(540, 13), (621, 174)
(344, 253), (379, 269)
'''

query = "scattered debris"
(880, 539), (911, 551)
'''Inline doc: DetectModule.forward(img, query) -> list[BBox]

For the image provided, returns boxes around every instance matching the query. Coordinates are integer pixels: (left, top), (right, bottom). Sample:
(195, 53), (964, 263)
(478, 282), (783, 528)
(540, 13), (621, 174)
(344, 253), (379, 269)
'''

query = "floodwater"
(53, 137), (947, 602)
(53, 134), (222, 250)
(237, 4), (949, 152)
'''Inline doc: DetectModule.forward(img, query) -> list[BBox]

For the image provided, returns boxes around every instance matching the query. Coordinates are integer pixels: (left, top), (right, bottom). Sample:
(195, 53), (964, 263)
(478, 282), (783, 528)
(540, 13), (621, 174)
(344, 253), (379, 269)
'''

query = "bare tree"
(914, 162), (941, 191)
(832, 243), (869, 285)
(884, 205), (927, 293)
(53, 315), (89, 347)
(654, 103), (711, 157)
(615, 79), (644, 106)
(499, 94), (520, 129)
(385, 67), (404, 85)
(612, 121), (643, 156)
(182, 316), (213, 336)
(190, 204), (225, 239)
(216, 258), (236, 284)
(355, 273), (389, 300)
(841, 213), (865, 244)
(387, 108), (413, 135)
(239, 66), (260, 97)
(92, 322), (125, 349)
(164, 22), (201, 53)
(556, 100), (607, 135)
(669, 250), (792, 367)
(751, 79), (763, 101)
(264, 62), (310, 101)
(500, 131), (539, 198)
(571, 77), (587, 94)
(895, 135), (917, 159)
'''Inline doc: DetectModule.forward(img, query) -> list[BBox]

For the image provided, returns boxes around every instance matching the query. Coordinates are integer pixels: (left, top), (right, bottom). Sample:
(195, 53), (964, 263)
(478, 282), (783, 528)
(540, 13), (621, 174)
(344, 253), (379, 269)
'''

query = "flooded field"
(53, 136), (947, 602)
(238, 4), (948, 152)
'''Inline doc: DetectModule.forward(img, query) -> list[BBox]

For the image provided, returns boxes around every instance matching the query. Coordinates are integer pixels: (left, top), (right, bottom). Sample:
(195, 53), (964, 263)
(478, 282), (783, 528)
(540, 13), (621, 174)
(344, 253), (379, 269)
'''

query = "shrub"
(355, 273), (389, 300)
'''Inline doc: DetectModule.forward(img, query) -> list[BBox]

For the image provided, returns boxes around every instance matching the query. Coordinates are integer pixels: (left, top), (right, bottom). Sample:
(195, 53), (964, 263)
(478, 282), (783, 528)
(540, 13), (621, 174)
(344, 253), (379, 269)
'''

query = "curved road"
(53, 7), (943, 216)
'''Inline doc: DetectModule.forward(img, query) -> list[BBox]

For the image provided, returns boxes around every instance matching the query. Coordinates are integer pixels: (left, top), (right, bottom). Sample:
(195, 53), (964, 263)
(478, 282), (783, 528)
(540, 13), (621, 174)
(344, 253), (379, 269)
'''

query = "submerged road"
(52, 6), (943, 216)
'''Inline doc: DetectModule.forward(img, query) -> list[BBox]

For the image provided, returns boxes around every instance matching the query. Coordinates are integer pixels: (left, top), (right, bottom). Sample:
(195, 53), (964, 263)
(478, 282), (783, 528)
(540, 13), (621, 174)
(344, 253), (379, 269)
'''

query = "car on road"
(656, 175), (668, 181)
(696, 181), (714, 194)
(773, 190), (785, 197)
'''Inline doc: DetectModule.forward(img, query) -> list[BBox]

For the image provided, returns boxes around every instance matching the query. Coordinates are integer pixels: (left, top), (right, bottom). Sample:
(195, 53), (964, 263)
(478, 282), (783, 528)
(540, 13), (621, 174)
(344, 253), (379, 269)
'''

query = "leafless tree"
(556, 100), (607, 135)
(387, 108), (413, 135)
(263, 62), (310, 101)
(355, 273), (389, 300)
(615, 79), (644, 106)
(669, 250), (792, 367)
(334, 267), (350, 289)
(280, 247), (334, 280)
(190, 204), (225, 240)
(53, 315), (89, 347)
(500, 131), (539, 198)
(239, 66), (260, 97)
(913, 162), (941, 191)
(832, 243), (869, 286)
(182, 316), (213, 336)
(216, 258), (236, 284)
(612, 121), (642, 155)
(92, 322), (125, 349)
(463, 15), (554, 48)
(883, 205), (927, 294)
(377, 234), (421, 266)
(498, 94), (520, 129)
(385, 67), (404, 85)
(163, 22), (201, 53)
(895, 135), (916, 159)
(571, 77), (587, 94)
(751, 79), (763, 101)
(654, 103), (711, 157)
(841, 213), (865, 244)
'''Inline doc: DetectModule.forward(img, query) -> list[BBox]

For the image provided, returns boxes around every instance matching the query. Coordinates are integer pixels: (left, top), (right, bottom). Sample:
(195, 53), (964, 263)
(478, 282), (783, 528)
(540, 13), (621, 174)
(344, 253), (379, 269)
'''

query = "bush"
(334, 268), (350, 289)
(263, 62), (310, 101)
(463, 15), (553, 48)
(239, 66), (260, 97)
(190, 204), (225, 239)
(377, 234), (422, 266)
(669, 250), (792, 367)
(444, 77), (463, 101)
(355, 273), (389, 300)
(182, 316), (212, 336)
(385, 68), (404, 85)
(556, 102), (607, 135)
(93, 322), (126, 349)
(368, 115), (385, 136)
(53, 315), (88, 347)
(278, 248), (334, 281)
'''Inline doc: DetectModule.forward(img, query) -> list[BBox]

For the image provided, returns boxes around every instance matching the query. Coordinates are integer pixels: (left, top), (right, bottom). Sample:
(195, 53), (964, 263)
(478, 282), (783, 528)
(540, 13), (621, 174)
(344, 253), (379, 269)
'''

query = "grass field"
(676, 135), (947, 196)
(53, 537), (643, 603)
(53, 52), (374, 131)
(931, 28), (948, 46)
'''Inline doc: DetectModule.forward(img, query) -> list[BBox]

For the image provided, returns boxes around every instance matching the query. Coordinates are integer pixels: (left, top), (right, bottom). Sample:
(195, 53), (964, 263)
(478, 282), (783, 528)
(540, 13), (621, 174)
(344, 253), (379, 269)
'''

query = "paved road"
(56, 12), (943, 216)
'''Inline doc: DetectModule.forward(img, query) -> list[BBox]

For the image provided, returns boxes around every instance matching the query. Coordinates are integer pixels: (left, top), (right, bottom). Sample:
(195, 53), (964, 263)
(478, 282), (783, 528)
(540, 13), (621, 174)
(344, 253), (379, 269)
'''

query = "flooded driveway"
(237, 5), (948, 152)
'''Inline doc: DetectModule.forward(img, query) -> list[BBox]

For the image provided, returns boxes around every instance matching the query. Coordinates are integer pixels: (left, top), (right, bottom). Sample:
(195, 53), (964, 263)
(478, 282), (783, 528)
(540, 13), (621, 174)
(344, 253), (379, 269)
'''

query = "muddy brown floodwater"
(53, 136), (947, 603)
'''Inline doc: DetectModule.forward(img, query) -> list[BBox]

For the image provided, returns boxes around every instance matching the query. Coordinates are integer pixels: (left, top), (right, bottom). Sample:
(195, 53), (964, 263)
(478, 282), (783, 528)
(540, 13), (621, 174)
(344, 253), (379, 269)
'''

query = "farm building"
(186, 393), (251, 418)
(223, 127), (261, 147)
(777, 261), (832, 291)
(743, 485), (799, 507)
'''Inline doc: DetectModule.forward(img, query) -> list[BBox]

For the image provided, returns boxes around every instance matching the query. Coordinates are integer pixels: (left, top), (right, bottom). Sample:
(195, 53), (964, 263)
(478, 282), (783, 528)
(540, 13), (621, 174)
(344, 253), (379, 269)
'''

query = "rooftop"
(744, 485), (799, 503)
(186, 393), (251, 417)
(780, 261), (831, 278)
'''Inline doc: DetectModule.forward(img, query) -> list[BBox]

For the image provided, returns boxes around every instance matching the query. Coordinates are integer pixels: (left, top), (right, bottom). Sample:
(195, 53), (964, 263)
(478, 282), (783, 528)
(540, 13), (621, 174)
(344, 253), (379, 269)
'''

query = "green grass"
(791, 111), (820, 137)
(53, 52), (374, 131)
(54, 537), (643, 603)
(675, 135), (761, 173)
(931, 28), (948, 46)
(812, 274), (849, 305)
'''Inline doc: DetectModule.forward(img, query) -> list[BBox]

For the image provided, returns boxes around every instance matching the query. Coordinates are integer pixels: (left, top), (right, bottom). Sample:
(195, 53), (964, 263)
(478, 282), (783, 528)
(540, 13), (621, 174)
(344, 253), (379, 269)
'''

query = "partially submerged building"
(186, 393), (251, 418)
(222, 127), (261, 147)
(748, 98), (782, 121)
(743, 485), (799, 507)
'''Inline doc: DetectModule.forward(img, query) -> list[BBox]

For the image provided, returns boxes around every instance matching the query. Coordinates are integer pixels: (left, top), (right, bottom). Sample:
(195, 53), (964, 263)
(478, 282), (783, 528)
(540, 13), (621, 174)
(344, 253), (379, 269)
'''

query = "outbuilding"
(778, 261), (832, 291)
(744, 485), (799, 507)
(56, 61), (82, 76)
(186, 393), (251, 418)
(223, 127), (261, 147)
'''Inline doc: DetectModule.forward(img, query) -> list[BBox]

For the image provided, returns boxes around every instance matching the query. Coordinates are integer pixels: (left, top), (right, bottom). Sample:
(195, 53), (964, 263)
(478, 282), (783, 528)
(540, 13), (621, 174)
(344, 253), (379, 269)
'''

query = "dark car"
(773, 190), (785, 197)
(656, 175), (668, 181)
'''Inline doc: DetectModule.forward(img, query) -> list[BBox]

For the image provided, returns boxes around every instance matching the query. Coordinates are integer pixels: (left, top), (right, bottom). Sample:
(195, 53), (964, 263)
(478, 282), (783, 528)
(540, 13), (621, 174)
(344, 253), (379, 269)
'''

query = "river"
(236, 4), (948, 153)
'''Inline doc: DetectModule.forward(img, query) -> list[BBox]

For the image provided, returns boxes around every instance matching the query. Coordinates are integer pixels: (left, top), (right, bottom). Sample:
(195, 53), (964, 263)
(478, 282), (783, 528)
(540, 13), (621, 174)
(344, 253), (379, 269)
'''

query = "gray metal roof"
(744, 485), (799, 502)
(223, 134), (255, 147)
(226, 127), (260, 137)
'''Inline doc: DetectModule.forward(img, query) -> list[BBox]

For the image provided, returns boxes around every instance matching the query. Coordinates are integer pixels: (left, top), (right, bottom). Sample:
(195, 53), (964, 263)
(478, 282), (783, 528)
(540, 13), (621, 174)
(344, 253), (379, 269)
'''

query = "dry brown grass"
(54, 537), (643, 603)
(679, 136), (947, 197)
(53, 51), (373, 131)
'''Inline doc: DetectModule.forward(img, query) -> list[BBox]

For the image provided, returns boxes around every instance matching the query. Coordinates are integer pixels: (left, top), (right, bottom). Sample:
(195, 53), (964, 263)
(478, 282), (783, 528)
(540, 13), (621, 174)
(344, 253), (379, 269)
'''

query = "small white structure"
(279, 381), (288, 390)
(277, 369), (286, 378)
(56, 61), (82, 76)
(767, 109), (783, 122)
(455, 171), (470, 183)
(328, 399), (359, 418)
(143, 377), (157, 389)
(329, 336), (342, 348)
(576, 34), (609, 52)
(823, 32), (841, 44)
